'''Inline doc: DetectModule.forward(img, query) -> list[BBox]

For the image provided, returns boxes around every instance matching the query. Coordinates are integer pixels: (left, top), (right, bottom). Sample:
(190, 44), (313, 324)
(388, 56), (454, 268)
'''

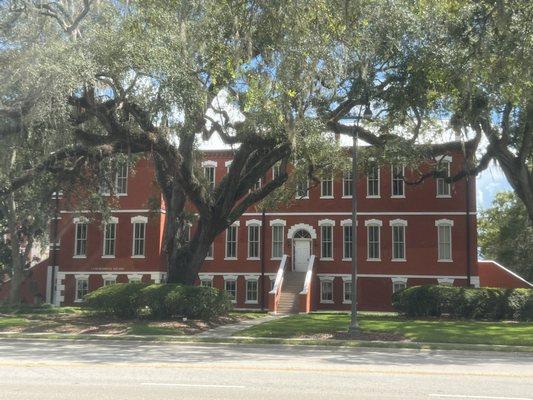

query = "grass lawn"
(0, 306), (265, 337)
(238, 313), (533, 346)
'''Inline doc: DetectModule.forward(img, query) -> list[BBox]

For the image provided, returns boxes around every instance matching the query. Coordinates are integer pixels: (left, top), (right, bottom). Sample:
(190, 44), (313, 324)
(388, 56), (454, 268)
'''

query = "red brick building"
(3, 148), (530, 311)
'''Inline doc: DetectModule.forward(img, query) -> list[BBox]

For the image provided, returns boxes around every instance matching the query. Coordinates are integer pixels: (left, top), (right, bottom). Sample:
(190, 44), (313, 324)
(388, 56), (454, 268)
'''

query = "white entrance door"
(294, 240), (311, 271)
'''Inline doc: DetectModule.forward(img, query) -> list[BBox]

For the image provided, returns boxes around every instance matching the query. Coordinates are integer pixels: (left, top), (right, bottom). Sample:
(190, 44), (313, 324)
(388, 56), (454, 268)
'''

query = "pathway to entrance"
(197, 314), (282, 338)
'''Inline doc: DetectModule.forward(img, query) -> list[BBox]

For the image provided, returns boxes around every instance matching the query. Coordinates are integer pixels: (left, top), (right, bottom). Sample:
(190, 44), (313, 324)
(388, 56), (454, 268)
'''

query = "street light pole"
(348, 128), (359, 336)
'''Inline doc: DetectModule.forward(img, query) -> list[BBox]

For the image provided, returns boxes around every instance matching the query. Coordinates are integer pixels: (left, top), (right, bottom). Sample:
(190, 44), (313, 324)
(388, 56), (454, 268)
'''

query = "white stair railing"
(299, 255), (316, 295)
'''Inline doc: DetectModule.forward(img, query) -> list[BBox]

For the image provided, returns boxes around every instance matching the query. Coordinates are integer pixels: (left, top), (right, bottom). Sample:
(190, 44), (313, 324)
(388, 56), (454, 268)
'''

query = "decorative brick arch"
(287, 223), (317, 239)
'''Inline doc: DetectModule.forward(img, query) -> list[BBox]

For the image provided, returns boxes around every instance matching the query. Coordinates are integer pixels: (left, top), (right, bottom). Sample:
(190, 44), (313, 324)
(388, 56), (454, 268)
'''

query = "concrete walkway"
(197, 314), (282, 338)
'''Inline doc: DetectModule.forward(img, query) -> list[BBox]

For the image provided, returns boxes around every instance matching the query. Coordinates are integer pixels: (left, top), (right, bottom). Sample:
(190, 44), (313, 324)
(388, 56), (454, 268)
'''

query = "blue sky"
(476, 163), (511, 210)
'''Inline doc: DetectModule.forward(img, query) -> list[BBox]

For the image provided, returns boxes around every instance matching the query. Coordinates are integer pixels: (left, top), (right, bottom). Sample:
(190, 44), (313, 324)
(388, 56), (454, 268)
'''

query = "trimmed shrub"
(84, 283), (232, 320)
(392, 285), (533, 321)
(84, 282), (147, 318)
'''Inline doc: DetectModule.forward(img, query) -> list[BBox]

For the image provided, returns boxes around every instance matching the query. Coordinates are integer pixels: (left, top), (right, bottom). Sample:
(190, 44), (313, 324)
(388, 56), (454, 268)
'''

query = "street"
(0, 339), (531, 400)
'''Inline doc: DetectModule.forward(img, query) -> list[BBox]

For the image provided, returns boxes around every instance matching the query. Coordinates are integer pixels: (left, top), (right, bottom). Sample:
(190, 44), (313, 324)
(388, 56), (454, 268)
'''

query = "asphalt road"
(0, 339), (531, 400)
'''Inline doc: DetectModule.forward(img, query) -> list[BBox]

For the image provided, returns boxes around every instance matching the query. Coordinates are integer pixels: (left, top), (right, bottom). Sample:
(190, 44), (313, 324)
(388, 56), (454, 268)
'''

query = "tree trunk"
(7, 192), (22, 306)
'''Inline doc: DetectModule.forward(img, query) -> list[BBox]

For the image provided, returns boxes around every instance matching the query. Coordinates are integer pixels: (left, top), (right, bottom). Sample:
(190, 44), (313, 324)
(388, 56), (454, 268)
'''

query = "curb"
(0, 332), (531, 353)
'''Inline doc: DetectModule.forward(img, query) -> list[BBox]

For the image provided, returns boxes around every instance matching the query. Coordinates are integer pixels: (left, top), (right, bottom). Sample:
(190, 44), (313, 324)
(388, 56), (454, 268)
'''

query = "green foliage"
(479, 191), (533, 282)
(392, 285), (533, 321)
(84, 282), (147, 318)
(84, 283), (232, 320)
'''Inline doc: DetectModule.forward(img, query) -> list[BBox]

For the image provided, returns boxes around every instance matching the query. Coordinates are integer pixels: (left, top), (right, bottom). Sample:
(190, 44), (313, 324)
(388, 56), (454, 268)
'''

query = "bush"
(84, 283), (232, 320)
(392, 285), (533, 321)
(84, 282), (147, 318)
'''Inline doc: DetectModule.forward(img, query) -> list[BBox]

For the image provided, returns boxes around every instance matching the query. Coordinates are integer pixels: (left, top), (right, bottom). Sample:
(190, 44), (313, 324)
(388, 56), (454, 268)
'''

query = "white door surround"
(293, 239), (311, 271)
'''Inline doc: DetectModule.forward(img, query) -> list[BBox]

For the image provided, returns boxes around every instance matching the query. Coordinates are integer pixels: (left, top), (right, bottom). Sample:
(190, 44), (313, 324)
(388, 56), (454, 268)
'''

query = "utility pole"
(348, 128), (359, 336)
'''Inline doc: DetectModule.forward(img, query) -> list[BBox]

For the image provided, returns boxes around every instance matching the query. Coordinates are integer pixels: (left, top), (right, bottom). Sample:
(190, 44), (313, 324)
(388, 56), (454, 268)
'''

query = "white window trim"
(390, 219), (407, 262)
(73, 218), (88, 258)
(319, 223), (334, 261)
(320, 174), (334, 199)
(130, 215), (148, 224)
(365, 219), (381, 261)
(245, 275), (259, 304)
(247, 222), (261, 260)
(74, 275), (89, 303)
(342, 223), (353, 261)
(436, 159), (452, 198)
(342, 278), (352, 304)
(127, 274), (143, 282)
(225, 224), (238, 260)
(271, 223), (285, 260)
(295, 179), (310, 199)
(202, 161), (217, 191)
(102, 217), (118, 258)
(205, 243), (214, 260)
(224, 277), (238, 304)
(391, 165), (406, 198)
(319, 277), (334, 304)
(201, 160), (218, 167)
(115, 162), (129, 196)
(131, 217), (147, 258)
(438, 277), (455, 286)
(366, 166), (381, 198)
(436, 219), (454, 262)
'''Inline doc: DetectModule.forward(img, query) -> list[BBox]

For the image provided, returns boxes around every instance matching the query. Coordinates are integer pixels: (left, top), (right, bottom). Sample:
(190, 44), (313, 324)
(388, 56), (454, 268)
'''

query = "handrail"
(299, 255), (315, 295)
(269, 254), (288, 295)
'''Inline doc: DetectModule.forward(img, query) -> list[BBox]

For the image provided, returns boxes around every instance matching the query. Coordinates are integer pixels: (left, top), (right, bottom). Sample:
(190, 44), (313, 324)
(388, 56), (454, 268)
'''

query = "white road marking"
(141, 383), (246, 389)
(429, 395), (532, 400)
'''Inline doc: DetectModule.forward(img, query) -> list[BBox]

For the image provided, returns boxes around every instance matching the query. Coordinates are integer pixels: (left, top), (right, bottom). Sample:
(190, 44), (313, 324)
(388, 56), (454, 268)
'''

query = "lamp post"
(348, 128), (359, 336)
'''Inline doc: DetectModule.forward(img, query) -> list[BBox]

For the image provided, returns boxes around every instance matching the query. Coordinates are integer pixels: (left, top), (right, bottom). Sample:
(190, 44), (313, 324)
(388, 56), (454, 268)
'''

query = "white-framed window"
(225, 224), (238, 259)
(224, 278), (237, 302)
(436, 219), (453, 261)
(367, 165), (380, 197)
(343, 223), (353, 260)
(271, 220), (285, 259)
(391, 165), (405, 197)
(390, 219), (407, 261)
(128, 274), (142, 283)
(200, 278), (213, 287)
(320, 225), (333, 260)
(202, 161), (217, 191)
(436, 159), (452, 197)
(392, 281), (407, 293)
(74, 218), (88, 257)
(102, 217), (118, 257)
(365, 219), (382, 261)
(206, 243), (214, 259)
(343, 169), (353, 197)
(343, 280), (352, 303)
(296, 178), (309, 199)
(103, 275), (117, 286)
(245, 279), (258, 304)
(272, 162), (282, 180)
(131, 216), (147, 257)
(99, 161), (128, 196)
(225, 160), (232, 173)
(251, 178), (262, 192)
(320, 174), (333, 198)
(320, 279), (333, 303)
(247, 220), (261, 259)
(75, 277), (89, 301)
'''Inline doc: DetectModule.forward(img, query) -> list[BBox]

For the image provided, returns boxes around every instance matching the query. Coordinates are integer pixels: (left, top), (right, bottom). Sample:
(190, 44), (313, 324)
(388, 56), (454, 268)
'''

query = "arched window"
(294, 230), (311, 239)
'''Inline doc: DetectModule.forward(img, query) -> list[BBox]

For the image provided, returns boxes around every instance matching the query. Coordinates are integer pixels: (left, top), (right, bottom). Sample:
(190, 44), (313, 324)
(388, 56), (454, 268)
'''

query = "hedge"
(84, 283), (232, 320)
(392, 285), (533, 321)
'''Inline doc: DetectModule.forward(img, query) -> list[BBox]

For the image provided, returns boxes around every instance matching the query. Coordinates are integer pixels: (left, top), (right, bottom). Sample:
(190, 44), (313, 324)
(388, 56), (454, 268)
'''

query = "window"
(203, 165), (216, 191)
(390, 220), (407, 261)
(247, 224), (260, 259)
(320, 280), (333, 303)
(436, 220), (453, 261)
(343, 280), (352, 303)
(116, 162), (128, 195)
(367, 165), (380, 197)
(206, 243), (214, 259)
(183, 224), (191, 244)
(296, 179), (309, 199)
(391, 165), (405, 197)
(271, 223), (284, 259)
(366, 220), (381, 260)
(343, 224), (353, 260)
(103, 277), (116, 286)
(225, 225), (238, 259)
(224, 279), (237, 302)
(200, 279), (212, 287)
(75, 278), (89, 301)
(393, 281), (407, 293)
(103, 221), (117, 257)
(437, 160), (451, 197)
(343, 169), (353, 197)
(246, 279), (258, 303)
(251, 179), (261, 192)
(99, 161), (128, 195)
(272, 163), (281, 180)
(320, 225), (333, 260)
(320, 174), (333, 198)
(74, 221), (87, 257)
(132, 218), (147, 257)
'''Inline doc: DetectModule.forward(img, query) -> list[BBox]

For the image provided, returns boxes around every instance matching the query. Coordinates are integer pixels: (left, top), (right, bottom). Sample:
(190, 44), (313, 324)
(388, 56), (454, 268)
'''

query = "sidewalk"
(197, 314), (283, 338)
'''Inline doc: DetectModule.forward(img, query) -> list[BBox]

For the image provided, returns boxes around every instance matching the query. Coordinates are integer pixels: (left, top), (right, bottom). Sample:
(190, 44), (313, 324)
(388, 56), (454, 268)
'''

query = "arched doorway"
(293, 229), (312, 272)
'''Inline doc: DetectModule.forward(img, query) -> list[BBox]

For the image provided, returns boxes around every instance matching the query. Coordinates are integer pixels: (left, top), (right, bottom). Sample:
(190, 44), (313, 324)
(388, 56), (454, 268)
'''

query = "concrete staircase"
(277, 271), (306, 314)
